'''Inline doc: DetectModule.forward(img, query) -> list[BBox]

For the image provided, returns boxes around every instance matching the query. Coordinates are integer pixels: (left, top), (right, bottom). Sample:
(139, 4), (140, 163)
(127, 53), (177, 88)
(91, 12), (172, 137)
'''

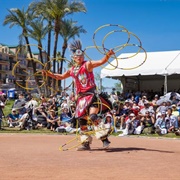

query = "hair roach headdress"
(69, 40), (84, 56)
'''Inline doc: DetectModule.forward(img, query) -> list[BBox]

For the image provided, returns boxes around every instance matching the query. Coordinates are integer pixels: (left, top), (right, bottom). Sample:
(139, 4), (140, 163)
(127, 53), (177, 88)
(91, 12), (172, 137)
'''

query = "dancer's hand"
(107, 49), (115, 57)
(41, 70), (47, 76)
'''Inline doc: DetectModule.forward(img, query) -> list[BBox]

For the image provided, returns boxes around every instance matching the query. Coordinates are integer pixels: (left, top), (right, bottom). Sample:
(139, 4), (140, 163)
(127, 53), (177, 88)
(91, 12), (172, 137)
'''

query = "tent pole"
(164, 74), (167, 95)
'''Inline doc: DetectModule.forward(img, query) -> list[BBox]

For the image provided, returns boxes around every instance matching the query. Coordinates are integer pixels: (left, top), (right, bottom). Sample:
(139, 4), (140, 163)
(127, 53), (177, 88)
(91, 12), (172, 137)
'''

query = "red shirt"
(70, 61), (96, 94)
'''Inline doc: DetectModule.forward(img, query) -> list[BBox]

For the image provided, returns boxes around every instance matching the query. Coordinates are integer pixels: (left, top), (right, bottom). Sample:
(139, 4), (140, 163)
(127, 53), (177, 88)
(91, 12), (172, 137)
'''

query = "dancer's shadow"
(91, 147), (174, 154)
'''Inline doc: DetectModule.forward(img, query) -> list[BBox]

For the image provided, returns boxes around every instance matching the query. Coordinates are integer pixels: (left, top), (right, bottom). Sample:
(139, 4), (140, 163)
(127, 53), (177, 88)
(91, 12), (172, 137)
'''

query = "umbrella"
(25, 99), (38, 109)
(13, 99), (26, 109)
(156, 92), (180, 105)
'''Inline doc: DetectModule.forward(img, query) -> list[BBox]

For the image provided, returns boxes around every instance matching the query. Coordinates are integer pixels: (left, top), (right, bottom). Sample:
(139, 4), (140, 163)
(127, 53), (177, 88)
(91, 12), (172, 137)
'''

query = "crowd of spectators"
(1, 89), (180, 137)
(111, 90), (180, 136)
(5, 91), (78, 133)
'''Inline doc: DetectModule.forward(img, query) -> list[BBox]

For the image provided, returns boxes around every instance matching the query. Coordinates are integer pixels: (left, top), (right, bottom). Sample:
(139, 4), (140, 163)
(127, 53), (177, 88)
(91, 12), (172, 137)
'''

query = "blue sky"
(0, 0), (180, 92)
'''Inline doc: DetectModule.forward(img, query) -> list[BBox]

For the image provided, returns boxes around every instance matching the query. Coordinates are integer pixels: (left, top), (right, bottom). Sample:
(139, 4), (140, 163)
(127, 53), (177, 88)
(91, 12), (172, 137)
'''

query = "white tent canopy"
(100, 50), (180, 93)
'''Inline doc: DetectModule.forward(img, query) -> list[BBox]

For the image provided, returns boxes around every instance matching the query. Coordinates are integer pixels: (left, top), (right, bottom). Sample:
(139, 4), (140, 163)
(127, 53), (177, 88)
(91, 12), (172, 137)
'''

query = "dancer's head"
(69, 40), (84, 65)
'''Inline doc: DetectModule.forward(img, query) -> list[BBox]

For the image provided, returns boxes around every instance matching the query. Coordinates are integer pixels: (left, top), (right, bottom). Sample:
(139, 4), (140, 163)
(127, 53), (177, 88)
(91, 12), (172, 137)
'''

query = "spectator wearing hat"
(119, 113), (139, 136)
(138, 100), (155, 119)
(8, 108), (19, 127)
(154, 111), (168, 135)
(171, 104), (179, 117)
(104, 113), (112, 124)
(104, 113), (115, 131)
(138, 95), (147, 108)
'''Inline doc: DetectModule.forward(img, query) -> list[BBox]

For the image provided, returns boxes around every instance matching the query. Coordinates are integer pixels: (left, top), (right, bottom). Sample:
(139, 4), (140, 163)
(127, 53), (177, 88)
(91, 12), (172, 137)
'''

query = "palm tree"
(3, 7), (41, 93)
(28, 0), (86, 91)
(27, 19), (49, 64)
(28, 1), (54, 96)
(59, 19), (87, 90)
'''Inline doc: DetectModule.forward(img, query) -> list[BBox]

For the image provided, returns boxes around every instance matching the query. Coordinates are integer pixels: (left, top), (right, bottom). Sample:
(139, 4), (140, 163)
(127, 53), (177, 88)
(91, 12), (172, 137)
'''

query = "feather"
(69, 40), (82, 53)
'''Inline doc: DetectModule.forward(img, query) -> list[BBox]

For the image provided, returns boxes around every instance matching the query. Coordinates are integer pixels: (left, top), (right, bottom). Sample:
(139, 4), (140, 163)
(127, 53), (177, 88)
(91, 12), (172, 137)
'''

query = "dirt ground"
(0, 134), (180, 180)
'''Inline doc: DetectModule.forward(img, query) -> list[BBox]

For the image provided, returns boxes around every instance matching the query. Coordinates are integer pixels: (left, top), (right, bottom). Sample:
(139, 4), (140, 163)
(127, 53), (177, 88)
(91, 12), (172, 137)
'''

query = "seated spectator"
(138, 101), (155, 119)
(59, 107), (72, 124)
(166, 108), (179, 133)
(40, 94), (47, 106)
(151, 94), (159, 111)
(138, 95), (147, 108)
(69, 92), (76, 106)
(48, 104), (58, 116)
(19, 108), (36, 130)
(171, 104), (179, 117)
(13, 93), (26, 108)
(140, 110), (155, 135)
(156, 102), (168, 114)
(60, 99), (69, 110)
(69, 104), (77, 128)
(175, 115), (180, 135)
(119, 113), (140, 136)
(117, 101), (133, 130)
(131, 102), (140, 116)
(171, 95), (179, 105)
(25, 92), (32, 101)
(104, 113), (114, 132)
(56, 108), (76, 133)
(154, 111), (168, 135)
(166, 100), (172, 109)
(47, 109), (59, 131)
(48, 94), (57, 106)
(8, 108), (19, 127)
(34, 105), (48, 128)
